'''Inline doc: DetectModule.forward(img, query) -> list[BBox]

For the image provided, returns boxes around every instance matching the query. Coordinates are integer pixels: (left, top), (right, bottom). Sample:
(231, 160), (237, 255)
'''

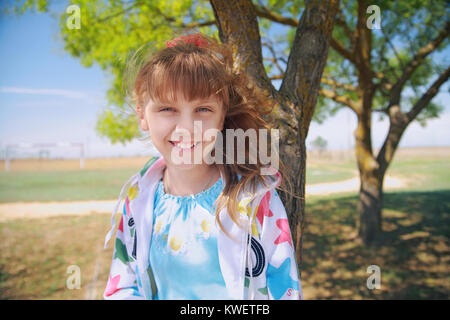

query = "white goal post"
(4, 142), (85, 172)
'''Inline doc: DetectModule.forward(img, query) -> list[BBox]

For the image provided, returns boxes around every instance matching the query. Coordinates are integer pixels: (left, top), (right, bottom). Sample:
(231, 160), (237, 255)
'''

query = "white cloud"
(0, 86), (104, 103)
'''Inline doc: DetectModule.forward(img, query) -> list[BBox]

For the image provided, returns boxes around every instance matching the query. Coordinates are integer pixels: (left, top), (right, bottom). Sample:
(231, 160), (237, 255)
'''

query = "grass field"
(0, 156), (357, 202)
(302, 190), (449, 299)
(0, 158), (148, 203)
(0, 213), (112, 299)
(0, 147), (448, 299)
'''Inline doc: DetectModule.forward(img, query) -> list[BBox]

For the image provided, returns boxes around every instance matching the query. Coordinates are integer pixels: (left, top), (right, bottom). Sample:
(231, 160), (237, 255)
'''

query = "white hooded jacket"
(103, 156), (303, 300)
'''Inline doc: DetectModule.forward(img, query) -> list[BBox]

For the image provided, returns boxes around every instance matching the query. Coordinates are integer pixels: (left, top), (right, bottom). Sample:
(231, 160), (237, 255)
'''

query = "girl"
(103, 33), (303, 300)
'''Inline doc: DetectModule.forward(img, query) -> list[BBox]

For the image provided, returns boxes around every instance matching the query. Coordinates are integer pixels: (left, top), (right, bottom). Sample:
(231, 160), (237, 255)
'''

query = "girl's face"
(138, 90), (225, 170)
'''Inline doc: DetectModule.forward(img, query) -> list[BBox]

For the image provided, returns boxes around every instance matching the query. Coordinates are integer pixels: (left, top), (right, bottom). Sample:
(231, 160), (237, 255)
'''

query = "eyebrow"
(153, 99), (219, 107)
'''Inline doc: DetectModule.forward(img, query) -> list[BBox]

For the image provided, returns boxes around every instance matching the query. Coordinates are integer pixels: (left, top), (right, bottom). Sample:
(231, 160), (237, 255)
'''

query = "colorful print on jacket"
(149, 177), (232, 299)
(103, 156), (303, 300)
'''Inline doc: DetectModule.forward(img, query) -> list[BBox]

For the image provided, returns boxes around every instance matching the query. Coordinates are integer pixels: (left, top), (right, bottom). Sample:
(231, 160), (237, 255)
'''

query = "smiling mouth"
(169, 141), (201, 150)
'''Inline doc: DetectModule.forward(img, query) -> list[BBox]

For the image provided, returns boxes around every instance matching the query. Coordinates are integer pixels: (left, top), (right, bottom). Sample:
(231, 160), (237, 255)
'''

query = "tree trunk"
(210, 0), (339, 275)
(277, 0), (339, 274)
(357, 169), (383, 245)
(354, 101), (382, 245)
(279, 140), (306, 272)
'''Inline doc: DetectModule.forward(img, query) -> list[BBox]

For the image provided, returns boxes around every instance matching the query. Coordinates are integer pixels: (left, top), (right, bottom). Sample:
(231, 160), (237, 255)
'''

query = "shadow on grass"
(302, 190), (450, 300)
(0, 214), (113, 300)
(0, 191), (448, 300)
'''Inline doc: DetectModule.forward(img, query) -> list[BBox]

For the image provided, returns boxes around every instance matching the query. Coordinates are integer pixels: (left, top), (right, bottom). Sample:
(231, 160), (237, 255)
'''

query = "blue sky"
(0, 3), (449, 159)
(0, 2), (152, 158)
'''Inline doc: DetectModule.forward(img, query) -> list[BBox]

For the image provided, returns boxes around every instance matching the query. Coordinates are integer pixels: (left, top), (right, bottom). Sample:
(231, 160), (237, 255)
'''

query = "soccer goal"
(4, 142), (85, 171)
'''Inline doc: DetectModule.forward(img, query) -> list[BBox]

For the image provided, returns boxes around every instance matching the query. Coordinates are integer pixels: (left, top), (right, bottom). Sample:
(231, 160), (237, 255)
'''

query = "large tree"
(321, 0), (449, 245)
(10, 0), (340, 272)
(248, 0), (450, 245)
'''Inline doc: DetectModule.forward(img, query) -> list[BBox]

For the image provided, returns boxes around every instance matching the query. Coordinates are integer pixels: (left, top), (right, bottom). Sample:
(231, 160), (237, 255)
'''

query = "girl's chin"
(167, 160), (196, 169)
(163, 152), (209, 169)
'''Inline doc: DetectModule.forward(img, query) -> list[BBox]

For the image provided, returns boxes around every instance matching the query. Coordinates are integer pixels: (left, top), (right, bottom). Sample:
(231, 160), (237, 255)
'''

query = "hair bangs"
(146, 52), (229, 106)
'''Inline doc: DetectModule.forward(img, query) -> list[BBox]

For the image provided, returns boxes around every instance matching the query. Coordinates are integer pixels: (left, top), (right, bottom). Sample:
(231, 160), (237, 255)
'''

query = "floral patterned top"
(149, 176), (232, 300)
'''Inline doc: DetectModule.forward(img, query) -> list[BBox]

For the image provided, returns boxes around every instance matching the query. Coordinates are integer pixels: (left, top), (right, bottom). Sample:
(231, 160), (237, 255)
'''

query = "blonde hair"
(127, 33), (293, 235)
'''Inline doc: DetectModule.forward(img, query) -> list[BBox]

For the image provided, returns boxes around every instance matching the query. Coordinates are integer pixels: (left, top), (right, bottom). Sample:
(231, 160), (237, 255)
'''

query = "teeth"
(173, 142), (200, 149)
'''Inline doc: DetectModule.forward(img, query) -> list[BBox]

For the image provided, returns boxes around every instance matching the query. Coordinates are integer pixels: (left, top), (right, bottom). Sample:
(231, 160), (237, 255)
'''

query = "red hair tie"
(166, 33), (209, 48)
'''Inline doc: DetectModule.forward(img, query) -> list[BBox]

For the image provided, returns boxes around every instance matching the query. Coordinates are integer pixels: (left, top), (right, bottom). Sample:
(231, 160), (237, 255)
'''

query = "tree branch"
(279, 0), (340, 135)
(354, 0), (374, 82)
(389, 21), (450, 106)
(329, 38), (357, 64)
(319, 88), (359, 113)
(335, 9), (355, 45)
(252, 1), (359, 73)
(252, 3), (358, 69)
(181, 20), (216, 29)
(269, 74), (284, 81)
(210, 0), (269, 84)
(376, 65), (450, 175)
(321, 74), (358, 91)
(97, 1), (216, 29)
(209, 0), (298, 132)
(406, 65), (450, 123)
(96, 1), (145, 23)
(262, 40), (286, 75)
(253, 4), (298, 27)
(381, 25), (405, 71)
(150, 5), (216, 29)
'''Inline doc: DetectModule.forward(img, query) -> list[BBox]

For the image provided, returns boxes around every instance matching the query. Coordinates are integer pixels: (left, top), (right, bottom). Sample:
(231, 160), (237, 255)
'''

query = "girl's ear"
(137, 103), (149, 131)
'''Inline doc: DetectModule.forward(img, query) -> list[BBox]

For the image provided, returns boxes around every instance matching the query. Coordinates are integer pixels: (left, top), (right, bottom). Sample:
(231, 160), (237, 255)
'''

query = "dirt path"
(0, 175), (406, 222)
(306, 174), (405, 196)
(0, 200), (117, 222)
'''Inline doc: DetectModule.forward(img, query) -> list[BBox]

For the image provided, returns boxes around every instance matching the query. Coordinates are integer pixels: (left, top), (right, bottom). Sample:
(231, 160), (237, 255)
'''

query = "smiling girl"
(103, 33), (303, 300)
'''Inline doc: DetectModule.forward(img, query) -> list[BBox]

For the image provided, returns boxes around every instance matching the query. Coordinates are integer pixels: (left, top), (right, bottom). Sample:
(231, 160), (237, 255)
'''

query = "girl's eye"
(159, 107), (174, 112)
(197, 107), (211, 112)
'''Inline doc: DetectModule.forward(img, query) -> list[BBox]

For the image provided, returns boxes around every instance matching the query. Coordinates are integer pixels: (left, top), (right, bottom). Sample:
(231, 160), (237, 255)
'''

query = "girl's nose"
(176, 114), (194, 134)
(174, 115), (202, 141)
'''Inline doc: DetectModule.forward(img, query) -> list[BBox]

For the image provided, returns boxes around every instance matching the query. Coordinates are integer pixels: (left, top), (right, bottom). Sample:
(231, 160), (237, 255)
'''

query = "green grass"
(302, 190), (450, 299)
(0, 151), (449, 299)
(0, 169), (138, 203)
(389, 158), (450, 192)
(0, 163), (358, 203)
(299, 155), (450, 299)
(0, 213), (114, 299)
(1, 189), (447, 300)
(306, 163), (356, 185)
